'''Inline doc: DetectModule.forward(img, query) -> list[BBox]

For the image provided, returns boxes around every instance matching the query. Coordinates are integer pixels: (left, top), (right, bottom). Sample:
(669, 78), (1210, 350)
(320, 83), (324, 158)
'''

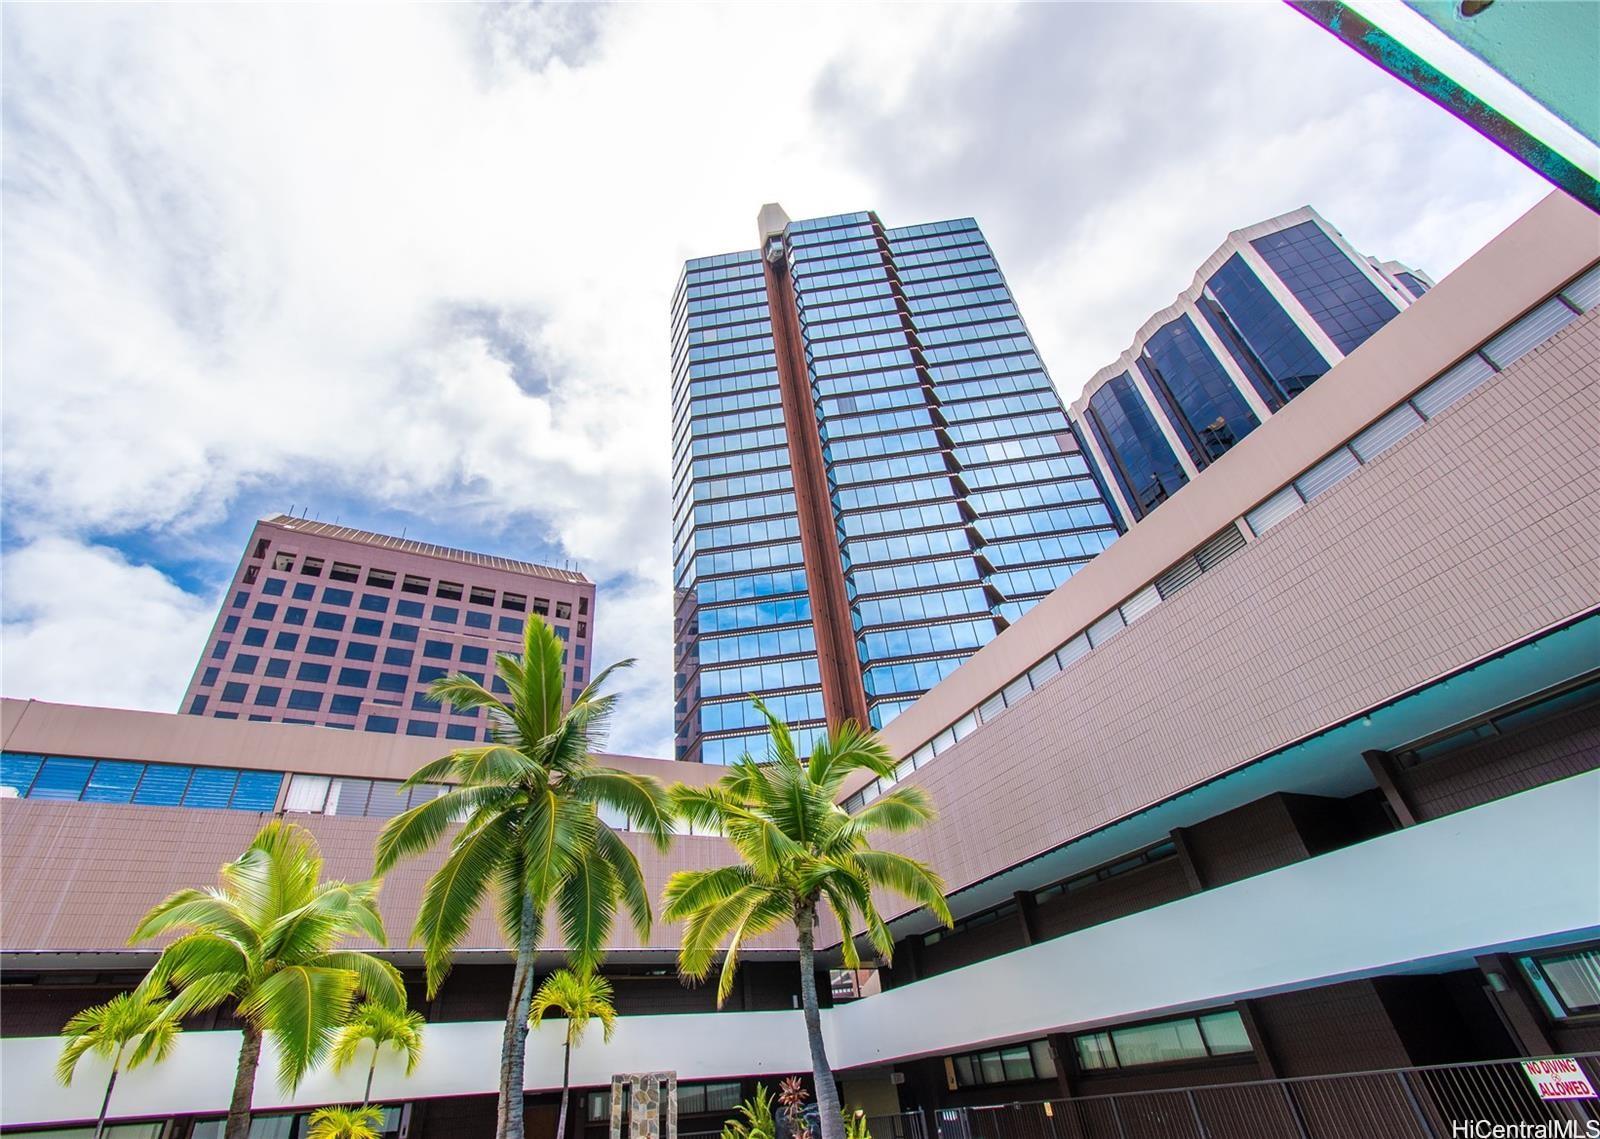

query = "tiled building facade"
(178, 516), (594, 742)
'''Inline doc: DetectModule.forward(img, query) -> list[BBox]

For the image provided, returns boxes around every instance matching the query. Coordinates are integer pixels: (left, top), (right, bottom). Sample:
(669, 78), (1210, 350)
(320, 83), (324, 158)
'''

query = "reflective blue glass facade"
(1083, 373), (1188, 519)
(1203, 254), (1329, 404)
(673, 210), (1121, 761)
(671, 246), (824, 765)
(1251, 221), (1400, 355)
(1137, 314), (1260, 464)
(1073, 211), (1424, 525)
(0, 752), (283, 811)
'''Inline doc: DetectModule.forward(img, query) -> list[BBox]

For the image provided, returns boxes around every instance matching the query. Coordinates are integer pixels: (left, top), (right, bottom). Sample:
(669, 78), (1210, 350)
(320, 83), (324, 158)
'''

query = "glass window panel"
(953, 1056), (976, 1086)
(1000, 1045), (1035, 1081)
(1538, 949), (1600, 1016)
(245, 1116), (295, 1139)
(365, 781), (410, 819)
(1085, 372), (1188, 519)
(1483, 297), (1579, 369)
(1252, 221), (1398, 355)
(82, 760), (144, 804)
(1075, 1032), (1117, 1071)
(231, 771), (284, 812)
(978, 1051), (1006, 1085)
(1197, 1011), (1251, 1055)
(1412, 354), (1496, 419)
(133, 764), (193, 806)
(1246, 485), (1304, 537)
(28, 756), (96, 801)
(1295, 447), (1360, 502)
(1561, 264), (1600, 312)
(1, 753), (43, 797)
(1110, 1017), (1207, 1066)
(1350, 403), (1424, 463)
(406, 784), (444, 809)
(183, 768), (240, 809)
(1139, 315), (1259, 464)
(283, 774), (330, 813)
(326, 778), (372, 816)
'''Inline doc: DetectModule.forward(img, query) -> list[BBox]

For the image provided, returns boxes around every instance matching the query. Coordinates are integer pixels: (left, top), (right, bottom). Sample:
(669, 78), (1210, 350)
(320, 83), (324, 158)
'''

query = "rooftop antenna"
(288, 504), (295, 517)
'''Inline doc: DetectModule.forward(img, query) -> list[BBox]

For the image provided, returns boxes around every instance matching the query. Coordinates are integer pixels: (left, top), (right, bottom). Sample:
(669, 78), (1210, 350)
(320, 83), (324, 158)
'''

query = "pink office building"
(179, 515), (595, 741)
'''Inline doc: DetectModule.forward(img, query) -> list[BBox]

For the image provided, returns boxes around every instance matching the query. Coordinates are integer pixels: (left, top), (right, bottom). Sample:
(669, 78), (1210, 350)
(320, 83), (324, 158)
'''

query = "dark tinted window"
(1085, 373), (1187, 520)
(1139, 315), (1258, 465)
(1253, 222), (1398, 355)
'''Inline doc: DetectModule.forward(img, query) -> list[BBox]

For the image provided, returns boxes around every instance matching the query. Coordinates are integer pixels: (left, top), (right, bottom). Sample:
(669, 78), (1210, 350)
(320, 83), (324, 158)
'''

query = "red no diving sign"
(1522, 1057), (1598, 1101)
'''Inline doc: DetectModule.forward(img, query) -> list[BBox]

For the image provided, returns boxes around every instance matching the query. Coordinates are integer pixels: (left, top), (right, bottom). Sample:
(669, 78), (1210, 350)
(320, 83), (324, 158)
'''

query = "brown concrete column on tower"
(758, 205), (872, 733)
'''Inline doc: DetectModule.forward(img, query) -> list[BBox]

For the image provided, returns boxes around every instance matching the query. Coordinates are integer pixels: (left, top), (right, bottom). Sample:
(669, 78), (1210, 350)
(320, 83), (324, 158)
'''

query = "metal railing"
(682, 1111), (926, 1139)
(933, 1054), (1600, 1139)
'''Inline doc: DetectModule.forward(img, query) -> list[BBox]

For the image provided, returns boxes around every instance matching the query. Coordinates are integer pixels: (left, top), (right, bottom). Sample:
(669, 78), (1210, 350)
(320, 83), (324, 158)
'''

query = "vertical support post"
(665, 1072), (679, 1139)
(1363, 749), (1419, 827)
(611, 1076), (626, 1139)
(1169, 827), (1206, 892)
(1184, 1089), (1206, 1138)
(1279, 1083), (1312, 1139)
(1013, 890), (1039, 947)
(1395, 1071), (1439, 1139)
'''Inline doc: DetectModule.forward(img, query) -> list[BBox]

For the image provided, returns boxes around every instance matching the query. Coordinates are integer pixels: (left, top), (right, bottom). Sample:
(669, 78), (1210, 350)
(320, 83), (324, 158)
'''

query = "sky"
(0, 2), (1550, 759)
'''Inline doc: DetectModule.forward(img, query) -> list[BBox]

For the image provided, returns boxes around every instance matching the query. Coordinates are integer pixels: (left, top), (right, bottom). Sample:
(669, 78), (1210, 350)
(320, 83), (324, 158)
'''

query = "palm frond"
(835, 786), (935, 842)
(329, 1001), (425, 1075)
(426, 674), (508, 718)
(557, 844), (618, 975)
(570, 768), (673, 847)
(594, 826), (654, 941)
(127, 889), (257, 949)
(312, 951), (407, 1010)
(529, 968), (617, 1044)
(374, 784), (509, 874)
(660, 864), (757, 923)
(712, 889), (791, 1007)
(56, 990), (177, 1084)
(412, 817), (511, 995)
(806, 719), (897, 793)
(307, 1104), (386, 1139)
(851, 849), (953, 929)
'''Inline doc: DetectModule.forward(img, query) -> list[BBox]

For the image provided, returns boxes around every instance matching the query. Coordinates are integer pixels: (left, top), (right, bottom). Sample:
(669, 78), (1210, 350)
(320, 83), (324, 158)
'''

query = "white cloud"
(0, 539), (219, 712)
(0, 3), (1553, 755)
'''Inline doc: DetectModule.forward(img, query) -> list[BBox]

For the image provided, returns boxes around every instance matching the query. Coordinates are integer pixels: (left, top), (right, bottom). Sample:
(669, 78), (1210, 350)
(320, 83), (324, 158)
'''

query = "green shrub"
(722, 1084), (776, 1139)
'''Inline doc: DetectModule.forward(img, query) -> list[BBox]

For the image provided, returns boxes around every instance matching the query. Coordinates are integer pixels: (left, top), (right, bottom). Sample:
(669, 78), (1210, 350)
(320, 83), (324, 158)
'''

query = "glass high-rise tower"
(671, 206), (1122, 764)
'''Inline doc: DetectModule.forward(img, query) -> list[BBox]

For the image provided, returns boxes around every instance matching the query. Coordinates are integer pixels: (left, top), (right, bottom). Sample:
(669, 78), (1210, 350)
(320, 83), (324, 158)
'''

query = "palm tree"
(530, 968), (618, 1139)
(374, 616), (674, 1139)
(130, 820), (406, 1139)
(56, 990), (180, 1139)
(663, 700), (953, 1139)
(306, 1105), (386, 1139)
(329, 1001), (425, 1105)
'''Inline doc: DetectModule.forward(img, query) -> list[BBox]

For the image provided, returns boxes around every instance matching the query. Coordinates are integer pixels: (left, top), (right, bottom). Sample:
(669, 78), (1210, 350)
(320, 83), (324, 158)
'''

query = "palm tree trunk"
(224, 1021), (263, 1139)
(796, 900), (843, 1139)
(555, 1037), (572, 1139)
(365, 1046), (378, 1105)
(497, 891), (539, 1139)
(93, 1063), (119, 1139)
